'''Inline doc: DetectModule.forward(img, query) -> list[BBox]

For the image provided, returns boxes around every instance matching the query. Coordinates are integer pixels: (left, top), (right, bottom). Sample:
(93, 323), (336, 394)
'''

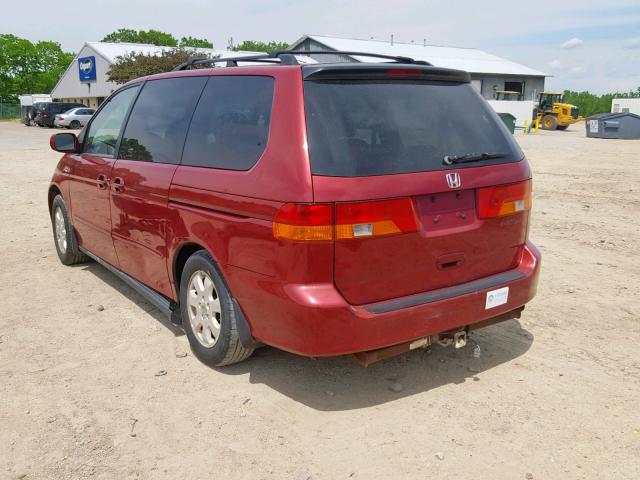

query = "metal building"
(50, 42), (259, 108)
(611, 98), (640, 115)
(288, 35), (547, 101)
(586, 112), (640, 139)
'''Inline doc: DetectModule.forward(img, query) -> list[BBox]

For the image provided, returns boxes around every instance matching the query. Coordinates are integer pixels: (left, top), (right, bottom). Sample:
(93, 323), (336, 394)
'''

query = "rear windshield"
(304, 80), (524, 177)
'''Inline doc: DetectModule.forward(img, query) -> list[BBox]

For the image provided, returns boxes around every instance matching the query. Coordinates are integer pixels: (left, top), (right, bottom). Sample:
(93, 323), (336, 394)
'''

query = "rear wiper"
(443, 152), (508, 165)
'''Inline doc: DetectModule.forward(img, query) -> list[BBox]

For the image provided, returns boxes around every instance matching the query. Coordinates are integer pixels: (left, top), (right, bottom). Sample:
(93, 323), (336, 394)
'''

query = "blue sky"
(2, 0), (639, 93)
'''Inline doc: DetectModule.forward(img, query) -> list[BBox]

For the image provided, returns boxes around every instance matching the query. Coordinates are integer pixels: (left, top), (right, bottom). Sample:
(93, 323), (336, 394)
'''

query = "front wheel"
(180, 251), (254, 366)
(51, 195), (88, 265)
(541, 114), (558, 130)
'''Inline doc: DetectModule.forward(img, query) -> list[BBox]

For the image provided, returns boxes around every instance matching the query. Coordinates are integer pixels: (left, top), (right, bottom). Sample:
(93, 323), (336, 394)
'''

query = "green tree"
(179, 36), (213, 48)
(232, 40), (289, 53)
(102, 28), (178, 46)
(0, 34), (73, 102)
(563, 88), (640, 117)
(107, 48), (218, 84)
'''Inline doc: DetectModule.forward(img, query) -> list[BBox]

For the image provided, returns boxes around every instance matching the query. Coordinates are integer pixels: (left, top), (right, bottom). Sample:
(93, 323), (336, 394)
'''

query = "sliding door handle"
(112, 177), (125, 193)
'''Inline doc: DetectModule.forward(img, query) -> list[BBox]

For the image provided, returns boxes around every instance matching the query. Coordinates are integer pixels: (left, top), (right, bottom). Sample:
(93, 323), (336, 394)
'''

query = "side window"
(182, 76), (275, 170)
(84, 85), (140, 157)
(118, 77), (207, 164)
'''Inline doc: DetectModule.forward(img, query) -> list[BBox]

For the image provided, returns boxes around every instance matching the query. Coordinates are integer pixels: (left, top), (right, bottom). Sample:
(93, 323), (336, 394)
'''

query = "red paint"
(66, 152), (119, 266)
(49, 64), (541, 357)
(110, 160), (177, 297)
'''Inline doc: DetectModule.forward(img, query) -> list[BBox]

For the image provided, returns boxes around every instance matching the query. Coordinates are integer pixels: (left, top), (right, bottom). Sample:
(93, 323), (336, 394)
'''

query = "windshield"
(304, 80), (523, 177)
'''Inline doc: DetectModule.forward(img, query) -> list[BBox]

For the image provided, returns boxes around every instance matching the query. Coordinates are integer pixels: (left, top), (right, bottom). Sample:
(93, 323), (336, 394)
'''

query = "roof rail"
(172, 50), (431, 71)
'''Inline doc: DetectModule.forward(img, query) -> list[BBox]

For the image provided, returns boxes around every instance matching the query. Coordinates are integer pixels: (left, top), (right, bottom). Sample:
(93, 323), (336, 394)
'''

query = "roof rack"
(172, 50), (432, 71)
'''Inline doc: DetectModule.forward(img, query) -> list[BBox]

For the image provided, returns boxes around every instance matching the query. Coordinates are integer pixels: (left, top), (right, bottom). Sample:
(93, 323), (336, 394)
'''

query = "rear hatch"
(303, 66), (531, 305)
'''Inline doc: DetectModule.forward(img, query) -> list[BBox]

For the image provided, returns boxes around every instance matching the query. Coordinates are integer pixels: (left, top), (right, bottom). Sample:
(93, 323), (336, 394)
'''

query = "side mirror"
(50, 133), (80, 153)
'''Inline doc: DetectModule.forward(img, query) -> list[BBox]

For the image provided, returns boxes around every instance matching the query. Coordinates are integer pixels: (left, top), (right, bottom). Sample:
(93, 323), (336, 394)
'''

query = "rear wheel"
(180, 251), (254, 366)
(541, 115), (558, 130)
(69, 120), (81, 129)
(51, 195), (88, 265)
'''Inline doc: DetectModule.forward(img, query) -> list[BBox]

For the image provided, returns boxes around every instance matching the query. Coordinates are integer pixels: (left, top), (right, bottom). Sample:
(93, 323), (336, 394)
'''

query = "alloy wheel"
(54, 207), (67, 254)
(187, 270), (222, 348)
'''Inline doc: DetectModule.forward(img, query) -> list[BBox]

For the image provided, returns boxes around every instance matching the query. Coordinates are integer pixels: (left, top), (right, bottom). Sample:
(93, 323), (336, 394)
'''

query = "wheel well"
(48, 185), (62, 213)
(173, 243), (207, 292)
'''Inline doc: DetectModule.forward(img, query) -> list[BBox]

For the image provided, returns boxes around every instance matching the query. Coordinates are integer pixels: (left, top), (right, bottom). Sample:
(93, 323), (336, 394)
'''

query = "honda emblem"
(446, 172), (461, 189)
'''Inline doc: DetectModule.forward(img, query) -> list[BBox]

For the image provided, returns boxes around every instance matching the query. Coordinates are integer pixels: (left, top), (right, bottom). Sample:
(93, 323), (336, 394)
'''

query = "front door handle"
(112, 176), (124, 193)
(96, 174), (108, 190)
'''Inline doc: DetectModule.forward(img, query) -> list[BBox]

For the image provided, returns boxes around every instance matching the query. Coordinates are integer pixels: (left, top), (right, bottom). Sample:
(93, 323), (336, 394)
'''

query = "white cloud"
(560, 37), (584, 49)
(549, 59), (564, 69)
(1, 0), (638, 93)
(624, 37), (640, 49)
(570, 66), (587, 75)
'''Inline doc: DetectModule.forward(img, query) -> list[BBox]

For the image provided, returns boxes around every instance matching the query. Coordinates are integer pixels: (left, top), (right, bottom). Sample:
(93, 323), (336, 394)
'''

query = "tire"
(51, 195), (88, 265)
(69, 120), (81, 129)
(556, 125), (568, 131)
(541, 115), (558, 130)
(180, 251), (254, 366)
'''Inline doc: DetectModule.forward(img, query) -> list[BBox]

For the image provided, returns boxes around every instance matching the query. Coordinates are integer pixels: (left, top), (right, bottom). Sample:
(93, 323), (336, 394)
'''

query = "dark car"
(47, 51), (540, 367)
(35, 102), (87, 127)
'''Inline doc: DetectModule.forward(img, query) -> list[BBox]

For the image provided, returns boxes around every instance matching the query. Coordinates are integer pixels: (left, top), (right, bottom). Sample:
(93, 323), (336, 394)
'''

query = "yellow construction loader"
(535, 92), (582, 130)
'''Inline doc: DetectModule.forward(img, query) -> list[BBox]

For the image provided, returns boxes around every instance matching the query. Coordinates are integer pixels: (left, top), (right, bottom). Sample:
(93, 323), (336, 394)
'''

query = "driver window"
(83, 85), (140, 157)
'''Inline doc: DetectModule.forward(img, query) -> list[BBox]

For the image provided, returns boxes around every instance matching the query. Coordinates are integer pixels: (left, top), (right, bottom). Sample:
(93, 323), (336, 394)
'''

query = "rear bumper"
(227, 241), (541, 357)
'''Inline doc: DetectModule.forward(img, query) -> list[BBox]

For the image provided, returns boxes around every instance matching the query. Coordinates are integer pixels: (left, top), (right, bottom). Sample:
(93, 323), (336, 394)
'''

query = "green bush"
(563, 87), (640, 117)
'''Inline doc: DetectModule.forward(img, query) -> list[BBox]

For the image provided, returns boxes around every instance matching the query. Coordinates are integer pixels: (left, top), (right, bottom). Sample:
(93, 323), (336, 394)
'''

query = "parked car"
(35, 102), (86, 127)
(48, 51), (540, 367)
(54, 107), (96, 129)
(19, 94), (52, 126)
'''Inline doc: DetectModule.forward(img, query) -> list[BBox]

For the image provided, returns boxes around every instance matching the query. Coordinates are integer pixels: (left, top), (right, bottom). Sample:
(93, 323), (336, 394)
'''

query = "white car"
(54, 108), (95, 129)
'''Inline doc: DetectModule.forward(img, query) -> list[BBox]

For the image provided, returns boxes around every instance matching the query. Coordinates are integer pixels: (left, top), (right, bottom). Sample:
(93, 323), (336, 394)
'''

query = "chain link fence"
(0, 101), (21, 120)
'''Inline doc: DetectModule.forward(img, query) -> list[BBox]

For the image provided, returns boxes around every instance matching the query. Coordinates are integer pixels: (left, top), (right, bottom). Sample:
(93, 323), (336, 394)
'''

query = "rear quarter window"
(304, 80), (524, 177)
(181, 76), (275, 170)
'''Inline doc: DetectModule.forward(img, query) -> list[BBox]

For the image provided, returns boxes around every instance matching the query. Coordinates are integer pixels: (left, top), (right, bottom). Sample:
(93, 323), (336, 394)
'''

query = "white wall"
(51, 44), (119, 101)
(487, 100), (535, 128)
(611, 98), (640, 115)
(473, 75), (544, 102)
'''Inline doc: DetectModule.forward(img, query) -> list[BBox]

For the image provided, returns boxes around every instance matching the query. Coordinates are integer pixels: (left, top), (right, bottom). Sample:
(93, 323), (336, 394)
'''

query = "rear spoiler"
(302, 64), (471, 83)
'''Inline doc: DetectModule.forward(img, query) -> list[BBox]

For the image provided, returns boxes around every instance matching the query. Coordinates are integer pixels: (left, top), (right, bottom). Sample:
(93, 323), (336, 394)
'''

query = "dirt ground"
(0, 120), (639, 480)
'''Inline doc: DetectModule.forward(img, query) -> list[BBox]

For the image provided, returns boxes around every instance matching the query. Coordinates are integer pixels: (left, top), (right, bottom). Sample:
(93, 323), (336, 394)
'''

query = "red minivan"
(48, 51), (540, 366)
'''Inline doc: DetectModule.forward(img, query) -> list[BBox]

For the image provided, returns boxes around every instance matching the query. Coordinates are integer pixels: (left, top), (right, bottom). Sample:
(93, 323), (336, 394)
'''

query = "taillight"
(335, 198), (417, 239)
(386, 69), (420, 78)
(58, 116), (64, 120)
(273, 204), (333, 241)
(273, 198), (418, 241)
(477, 180), (532, 219)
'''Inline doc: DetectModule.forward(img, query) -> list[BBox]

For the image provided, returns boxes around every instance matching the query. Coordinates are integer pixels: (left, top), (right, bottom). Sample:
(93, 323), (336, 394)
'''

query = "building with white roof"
(51, 35), (547, 109)
(289, 34), (547, 101)
(50, 42), (260, 108)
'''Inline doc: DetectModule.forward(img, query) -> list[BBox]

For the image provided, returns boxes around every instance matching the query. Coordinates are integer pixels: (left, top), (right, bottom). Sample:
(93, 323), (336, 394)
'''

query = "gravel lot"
(1, 120), (639, 480)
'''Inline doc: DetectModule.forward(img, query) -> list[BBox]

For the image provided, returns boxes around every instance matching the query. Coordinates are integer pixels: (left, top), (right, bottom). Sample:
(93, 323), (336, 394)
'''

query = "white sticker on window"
(485, 287), (509, 309)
